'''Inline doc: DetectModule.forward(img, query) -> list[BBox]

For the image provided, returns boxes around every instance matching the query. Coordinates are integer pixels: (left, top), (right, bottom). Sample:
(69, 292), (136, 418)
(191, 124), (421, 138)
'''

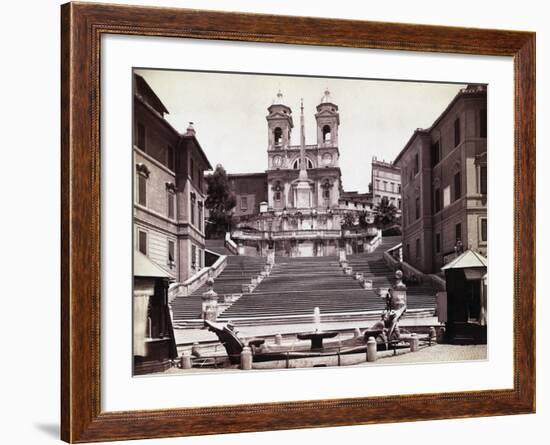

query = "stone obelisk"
(295, 99), (312, 208)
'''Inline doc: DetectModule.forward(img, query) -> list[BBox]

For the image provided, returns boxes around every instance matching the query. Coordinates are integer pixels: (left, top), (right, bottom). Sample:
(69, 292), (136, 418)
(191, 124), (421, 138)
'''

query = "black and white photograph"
(132, 69), (488, 375)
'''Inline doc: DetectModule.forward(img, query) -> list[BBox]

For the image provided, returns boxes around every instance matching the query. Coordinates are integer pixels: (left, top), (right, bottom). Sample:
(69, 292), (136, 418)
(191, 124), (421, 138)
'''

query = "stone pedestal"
(392, 289), (407, 307)
(201, 290), (218, 321)
(205, 305), (217, 322)
(274, 333), (283, 345)
(295, 181), (312, 209)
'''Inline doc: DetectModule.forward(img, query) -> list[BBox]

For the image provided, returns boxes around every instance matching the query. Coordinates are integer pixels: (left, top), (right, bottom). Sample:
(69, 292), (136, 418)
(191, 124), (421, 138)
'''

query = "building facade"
(265, 90), (342, 211)
(371, 157), (401, 213)
(229, 173), (268, 218)
(338, 191), (374, 213)
(230, 90), (377, 257)
(394, 84), (487, 273)
(133, 74), (212, 283)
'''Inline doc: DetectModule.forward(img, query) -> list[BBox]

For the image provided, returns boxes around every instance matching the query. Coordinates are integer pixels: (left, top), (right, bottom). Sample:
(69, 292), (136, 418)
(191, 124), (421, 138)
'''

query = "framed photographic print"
(61, 2), (535, 442)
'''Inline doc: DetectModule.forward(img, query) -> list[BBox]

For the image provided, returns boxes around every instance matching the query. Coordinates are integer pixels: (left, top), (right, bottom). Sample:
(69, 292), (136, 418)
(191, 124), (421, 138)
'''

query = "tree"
(341, 212), (356, 229)
(205, 164), (236, 239)
(374, 197), (399, 229)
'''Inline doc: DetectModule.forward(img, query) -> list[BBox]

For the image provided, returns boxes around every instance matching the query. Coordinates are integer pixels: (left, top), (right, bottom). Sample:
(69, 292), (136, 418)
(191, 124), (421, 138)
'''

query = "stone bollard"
(410, 333), (419, 352)
(180, 351), (192, 369)
(353, 328), (362, 338)
(428, 327), (437, 345)
(274, 333), (283, 345)
(240, 346), (253, 370)
(367, 336), (377, 362)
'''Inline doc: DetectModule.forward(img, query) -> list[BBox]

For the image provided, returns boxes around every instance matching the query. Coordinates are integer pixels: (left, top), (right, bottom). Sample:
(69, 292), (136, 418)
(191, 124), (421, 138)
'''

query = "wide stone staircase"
(171, 255), (267, 326)
(172, 236), (437, 328)
(346, 236), (436, 311)
(219, 256), (367, 322)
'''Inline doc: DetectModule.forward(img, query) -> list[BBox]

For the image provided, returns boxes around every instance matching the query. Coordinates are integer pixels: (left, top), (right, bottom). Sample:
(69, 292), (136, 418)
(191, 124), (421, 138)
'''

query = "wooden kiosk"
(441, 250), (487, 344)
(133, 251), (178, 375)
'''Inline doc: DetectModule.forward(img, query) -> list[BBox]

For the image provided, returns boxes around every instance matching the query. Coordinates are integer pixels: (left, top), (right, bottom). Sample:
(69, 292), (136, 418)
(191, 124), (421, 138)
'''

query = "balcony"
(231, 227), (378, 242)
(270, 229), (341, 240)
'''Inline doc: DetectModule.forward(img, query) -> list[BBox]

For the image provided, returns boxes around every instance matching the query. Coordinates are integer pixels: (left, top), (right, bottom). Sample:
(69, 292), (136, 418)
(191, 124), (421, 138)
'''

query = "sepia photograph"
(132, 68), (488, 375)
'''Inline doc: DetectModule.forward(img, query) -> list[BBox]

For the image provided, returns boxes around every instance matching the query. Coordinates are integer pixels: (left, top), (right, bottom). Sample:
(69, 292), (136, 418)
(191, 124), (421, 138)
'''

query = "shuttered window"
(167, 191), (175, 219)
(454, 171), (461, 201)
(138, 231), (147, 255)
(481, 219), (488, 242)
(138, 174), (147, 206)
(434, 188), (441, 213)
(168, 240), (175, 267)
(137, 123), (146, 150)
(454, 118), (461, 146)
(480, 166), (487, 194)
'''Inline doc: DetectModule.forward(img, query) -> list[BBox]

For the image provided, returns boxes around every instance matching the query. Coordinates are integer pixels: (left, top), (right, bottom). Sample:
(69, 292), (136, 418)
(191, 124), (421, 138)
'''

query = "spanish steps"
(170, 255), (267, 322)
(171, 236), (437, 328)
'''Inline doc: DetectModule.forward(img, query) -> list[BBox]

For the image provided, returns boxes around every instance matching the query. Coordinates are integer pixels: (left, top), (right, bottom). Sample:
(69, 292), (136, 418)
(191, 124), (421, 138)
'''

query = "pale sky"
(136, 68), (466, 192)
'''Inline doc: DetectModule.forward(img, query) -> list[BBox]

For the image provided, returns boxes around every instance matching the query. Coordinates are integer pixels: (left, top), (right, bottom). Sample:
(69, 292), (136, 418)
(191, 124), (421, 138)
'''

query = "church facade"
(230, 90), (377, 257)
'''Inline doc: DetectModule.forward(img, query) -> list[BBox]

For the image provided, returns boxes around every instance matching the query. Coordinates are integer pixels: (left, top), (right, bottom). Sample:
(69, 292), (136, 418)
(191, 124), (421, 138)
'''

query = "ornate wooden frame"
(61, 2), (536, 442)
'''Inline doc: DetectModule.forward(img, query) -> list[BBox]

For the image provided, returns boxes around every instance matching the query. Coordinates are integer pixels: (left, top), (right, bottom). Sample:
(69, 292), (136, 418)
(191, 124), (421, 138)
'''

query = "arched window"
(322, 125), (331, 142)
(274, 127), (283, 145)
(292, 158), (313, 169)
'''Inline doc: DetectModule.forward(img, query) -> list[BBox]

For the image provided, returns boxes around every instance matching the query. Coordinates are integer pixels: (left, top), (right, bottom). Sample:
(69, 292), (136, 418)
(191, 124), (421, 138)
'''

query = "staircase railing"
(364, 229), (382, 253)
(168, 254), (228, 301)
(224, 232), (239, 255)
(383, 242), (446, 291)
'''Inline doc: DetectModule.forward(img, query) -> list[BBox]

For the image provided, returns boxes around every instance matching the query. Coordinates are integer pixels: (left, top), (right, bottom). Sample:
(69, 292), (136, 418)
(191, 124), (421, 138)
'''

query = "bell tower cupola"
(267, 91), (293, 150)
(316, 88), (340, 147)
